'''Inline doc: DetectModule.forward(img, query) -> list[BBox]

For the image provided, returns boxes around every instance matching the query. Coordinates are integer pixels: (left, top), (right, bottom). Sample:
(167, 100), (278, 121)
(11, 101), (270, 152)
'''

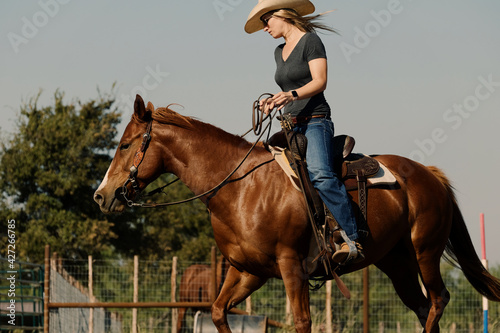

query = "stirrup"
(331, 230), (363, 264)
(340, 230), (357, 258)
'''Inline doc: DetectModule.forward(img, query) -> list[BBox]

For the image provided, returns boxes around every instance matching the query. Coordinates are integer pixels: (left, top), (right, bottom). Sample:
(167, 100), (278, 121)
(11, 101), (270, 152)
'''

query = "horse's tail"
(427, 166), (500, 301)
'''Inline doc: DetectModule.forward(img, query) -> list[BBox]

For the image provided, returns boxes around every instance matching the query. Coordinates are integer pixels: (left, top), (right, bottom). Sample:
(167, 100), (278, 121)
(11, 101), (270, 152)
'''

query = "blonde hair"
(271, 8), (338, 34)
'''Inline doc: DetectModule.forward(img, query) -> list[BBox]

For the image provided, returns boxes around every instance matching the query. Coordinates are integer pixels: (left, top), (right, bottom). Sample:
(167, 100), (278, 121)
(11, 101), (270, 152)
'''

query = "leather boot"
(332, 241), (365, 264)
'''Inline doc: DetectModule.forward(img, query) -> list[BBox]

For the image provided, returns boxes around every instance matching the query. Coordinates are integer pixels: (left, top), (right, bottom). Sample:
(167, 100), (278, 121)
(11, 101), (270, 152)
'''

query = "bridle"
(120, 121), (153, 206)
(120, 94), (278, 208)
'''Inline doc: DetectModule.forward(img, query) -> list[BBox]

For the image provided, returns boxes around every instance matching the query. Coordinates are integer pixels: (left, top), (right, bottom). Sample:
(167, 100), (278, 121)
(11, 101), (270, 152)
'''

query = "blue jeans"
(294, 117), (359, 240)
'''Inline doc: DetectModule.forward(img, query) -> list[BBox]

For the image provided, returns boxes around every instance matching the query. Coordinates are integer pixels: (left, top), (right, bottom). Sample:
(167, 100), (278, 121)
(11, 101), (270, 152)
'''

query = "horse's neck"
(159, 121), (251, 196)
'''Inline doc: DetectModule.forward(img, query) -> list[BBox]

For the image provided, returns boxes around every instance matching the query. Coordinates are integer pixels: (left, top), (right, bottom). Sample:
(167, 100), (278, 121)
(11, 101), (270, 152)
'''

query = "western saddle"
(266, 131), (379, 254)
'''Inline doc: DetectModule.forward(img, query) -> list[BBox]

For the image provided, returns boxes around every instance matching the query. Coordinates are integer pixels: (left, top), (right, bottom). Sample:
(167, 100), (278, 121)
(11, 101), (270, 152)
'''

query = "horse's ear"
(134, 95), (152, 121)
(134, 95), (146, 119)
(146, 101), (155, 113)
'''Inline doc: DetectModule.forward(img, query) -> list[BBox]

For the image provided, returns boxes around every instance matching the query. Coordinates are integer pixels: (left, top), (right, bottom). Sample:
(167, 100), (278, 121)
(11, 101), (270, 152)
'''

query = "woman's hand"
(259, 91), (296, 114)
(259, 97), (276, 115)
(271, 91), (295, 111)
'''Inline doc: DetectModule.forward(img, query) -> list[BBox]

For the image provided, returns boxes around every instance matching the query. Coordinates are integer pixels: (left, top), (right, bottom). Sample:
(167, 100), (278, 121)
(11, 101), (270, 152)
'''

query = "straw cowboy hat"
(245, 0), (315, 34)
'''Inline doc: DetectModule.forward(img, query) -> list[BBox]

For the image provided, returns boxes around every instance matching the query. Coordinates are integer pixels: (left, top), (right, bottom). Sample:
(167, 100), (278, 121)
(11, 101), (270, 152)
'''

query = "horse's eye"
(120, 143), (131, 151)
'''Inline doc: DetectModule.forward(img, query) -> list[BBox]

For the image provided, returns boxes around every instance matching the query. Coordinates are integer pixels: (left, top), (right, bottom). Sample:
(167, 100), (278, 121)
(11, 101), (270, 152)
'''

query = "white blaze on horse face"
(96, 165), (111, 193)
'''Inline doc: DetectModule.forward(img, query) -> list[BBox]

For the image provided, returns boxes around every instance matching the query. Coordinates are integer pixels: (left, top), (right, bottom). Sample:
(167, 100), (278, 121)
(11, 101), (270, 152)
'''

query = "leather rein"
(120, 94), (276, 208)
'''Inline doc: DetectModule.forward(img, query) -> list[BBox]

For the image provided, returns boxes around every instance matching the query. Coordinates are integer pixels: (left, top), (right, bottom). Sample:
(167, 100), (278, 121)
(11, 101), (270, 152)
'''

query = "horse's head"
(94, 95), (165, 213)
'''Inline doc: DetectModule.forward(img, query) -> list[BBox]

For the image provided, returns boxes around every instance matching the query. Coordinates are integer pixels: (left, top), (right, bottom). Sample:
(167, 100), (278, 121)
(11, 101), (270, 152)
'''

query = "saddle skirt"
(270, 146), (302, 191)
(269, 146), (397, 191)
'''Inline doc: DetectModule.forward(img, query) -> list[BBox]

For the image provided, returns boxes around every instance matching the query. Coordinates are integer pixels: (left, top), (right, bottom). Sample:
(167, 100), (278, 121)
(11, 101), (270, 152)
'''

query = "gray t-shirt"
(274, 32), (331, 117)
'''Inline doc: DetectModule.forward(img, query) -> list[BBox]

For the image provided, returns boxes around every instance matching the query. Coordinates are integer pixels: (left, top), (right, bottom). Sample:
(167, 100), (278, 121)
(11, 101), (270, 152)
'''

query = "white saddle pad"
(270, 147), (397, 191)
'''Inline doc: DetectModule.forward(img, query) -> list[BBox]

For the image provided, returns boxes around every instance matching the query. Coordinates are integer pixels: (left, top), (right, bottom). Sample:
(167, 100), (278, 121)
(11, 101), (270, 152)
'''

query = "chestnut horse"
(94, 95), (500, 333)
(177, 257), (230, 332)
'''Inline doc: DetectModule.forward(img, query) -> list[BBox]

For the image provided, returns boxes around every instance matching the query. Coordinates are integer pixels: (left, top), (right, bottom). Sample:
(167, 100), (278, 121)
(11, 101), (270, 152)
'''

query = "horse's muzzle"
(93, 188), (127, 214)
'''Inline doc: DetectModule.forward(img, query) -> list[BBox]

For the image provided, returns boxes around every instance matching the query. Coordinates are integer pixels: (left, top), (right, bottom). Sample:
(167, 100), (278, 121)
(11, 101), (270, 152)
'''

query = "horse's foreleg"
(280, 258), (311, 333)
(211, 266), (266, 333)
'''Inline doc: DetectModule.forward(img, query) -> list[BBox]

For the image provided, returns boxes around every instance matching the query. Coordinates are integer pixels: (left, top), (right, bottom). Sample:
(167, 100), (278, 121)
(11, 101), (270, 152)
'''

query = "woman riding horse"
(245, 0), (363, 263)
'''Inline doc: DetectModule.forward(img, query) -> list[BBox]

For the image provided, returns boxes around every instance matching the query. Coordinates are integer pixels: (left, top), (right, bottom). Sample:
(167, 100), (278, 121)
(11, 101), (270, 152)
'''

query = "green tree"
(0, 89), (121, 262)
(0, 89), (215, 263)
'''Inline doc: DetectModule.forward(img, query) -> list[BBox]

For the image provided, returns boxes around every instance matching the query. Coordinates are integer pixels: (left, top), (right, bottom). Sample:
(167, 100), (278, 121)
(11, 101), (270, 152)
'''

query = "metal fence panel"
(46, 256), (500, 333)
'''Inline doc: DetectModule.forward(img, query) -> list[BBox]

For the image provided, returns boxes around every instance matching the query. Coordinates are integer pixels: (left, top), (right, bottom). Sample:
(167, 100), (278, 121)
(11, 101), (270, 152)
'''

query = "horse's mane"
(152, 106), (194, 129)
(130, 104), (192, 128)
(132, 103), (252, 147)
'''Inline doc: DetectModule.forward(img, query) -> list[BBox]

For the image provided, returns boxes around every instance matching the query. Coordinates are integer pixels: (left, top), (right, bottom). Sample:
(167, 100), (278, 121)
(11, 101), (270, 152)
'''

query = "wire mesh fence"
(49, 261), (123, 333)
(47, 254), (500, 333)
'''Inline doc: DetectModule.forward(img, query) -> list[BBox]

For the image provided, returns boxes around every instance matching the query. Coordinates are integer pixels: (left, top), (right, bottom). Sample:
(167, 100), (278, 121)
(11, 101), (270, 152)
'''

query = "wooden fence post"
(326, 280), (332, 333)
(171, 256), (178, 333)
(364, 267), (369, 333)
(246, 296), (252, 315)
(89, 255), (94, 333)
(44, 245), (50, 333)
(132, 255), (139, 333)
(210, 247), (217, 303)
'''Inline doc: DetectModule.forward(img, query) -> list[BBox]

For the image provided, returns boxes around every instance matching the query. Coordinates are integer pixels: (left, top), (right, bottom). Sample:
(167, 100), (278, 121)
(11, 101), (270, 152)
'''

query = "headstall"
(121, 121), (153, 206)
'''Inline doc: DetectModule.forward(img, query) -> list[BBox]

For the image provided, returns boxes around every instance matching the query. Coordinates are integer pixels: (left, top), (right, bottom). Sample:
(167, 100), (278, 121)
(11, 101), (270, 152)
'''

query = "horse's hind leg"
(375, 240), (430, 329)
(211, 266), (266, 333)
(411, 211), (451, 332)
(415, 249), (450, 333)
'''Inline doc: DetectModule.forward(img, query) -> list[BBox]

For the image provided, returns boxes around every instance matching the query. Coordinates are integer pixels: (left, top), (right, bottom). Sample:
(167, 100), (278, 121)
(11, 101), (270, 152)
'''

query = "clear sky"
(1, 1), (499, 265)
